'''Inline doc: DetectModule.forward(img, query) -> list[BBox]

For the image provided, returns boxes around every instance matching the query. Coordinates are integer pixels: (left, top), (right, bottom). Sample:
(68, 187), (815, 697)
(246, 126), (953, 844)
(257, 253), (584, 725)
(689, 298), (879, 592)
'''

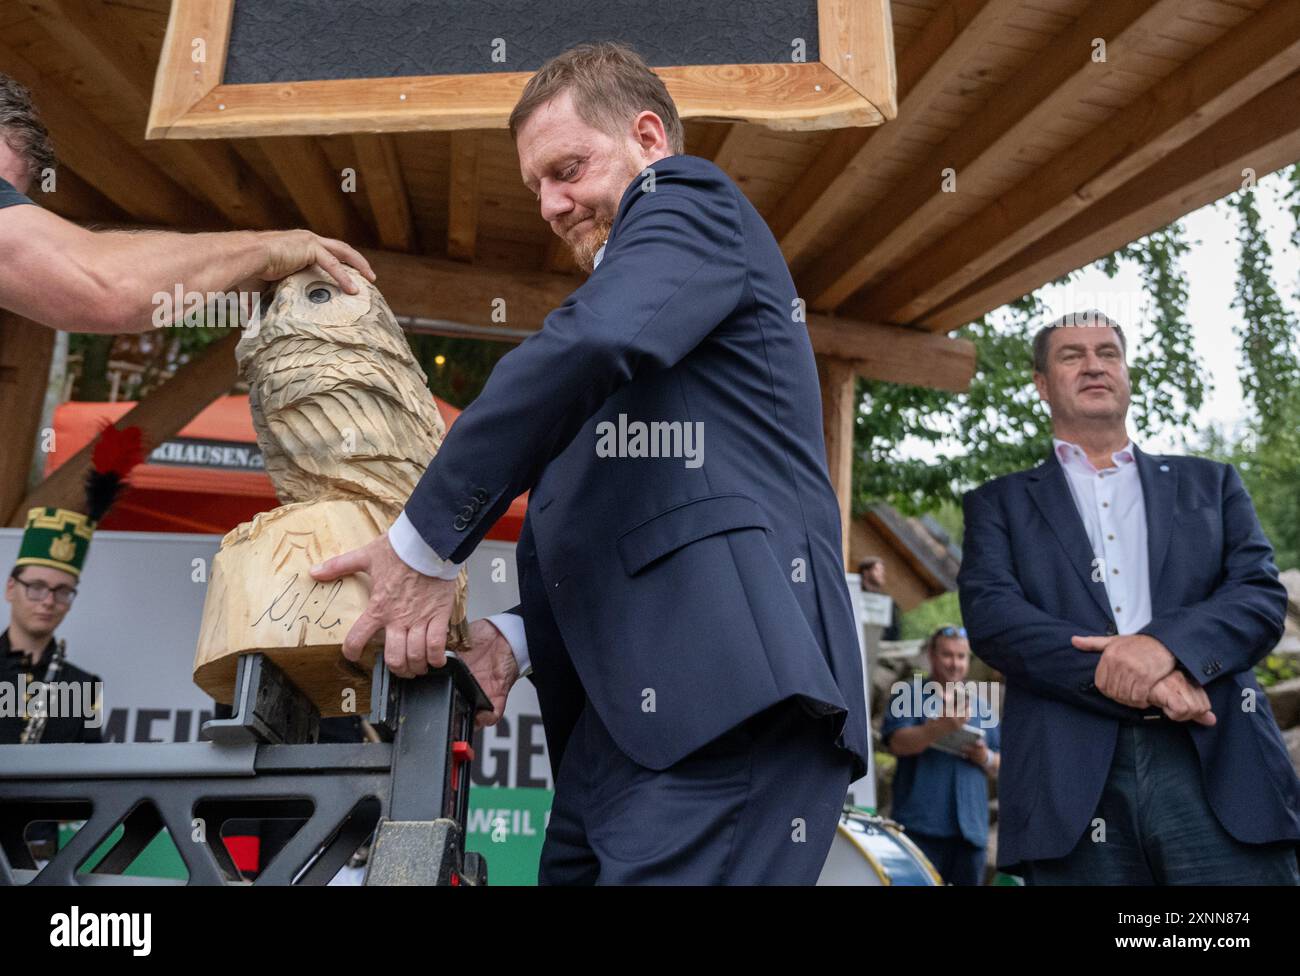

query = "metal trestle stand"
(0, 653), (490, 886)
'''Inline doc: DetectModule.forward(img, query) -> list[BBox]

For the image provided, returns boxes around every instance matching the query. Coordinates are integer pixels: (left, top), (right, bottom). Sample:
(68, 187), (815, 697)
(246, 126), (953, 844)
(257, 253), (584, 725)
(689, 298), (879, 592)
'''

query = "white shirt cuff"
(388, 511), (464, 580)
(487, 612), (531, 676)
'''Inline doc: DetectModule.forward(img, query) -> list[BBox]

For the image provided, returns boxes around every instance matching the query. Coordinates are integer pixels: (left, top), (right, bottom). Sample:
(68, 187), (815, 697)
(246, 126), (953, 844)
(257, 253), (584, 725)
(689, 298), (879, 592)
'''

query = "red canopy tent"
(46, 395), (527, 541)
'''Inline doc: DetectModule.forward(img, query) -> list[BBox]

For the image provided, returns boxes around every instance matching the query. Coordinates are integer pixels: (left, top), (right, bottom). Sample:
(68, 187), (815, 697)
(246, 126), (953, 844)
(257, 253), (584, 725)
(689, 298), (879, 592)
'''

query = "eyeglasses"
(933, 626), (967, 639)
(13, 578), (77, 606)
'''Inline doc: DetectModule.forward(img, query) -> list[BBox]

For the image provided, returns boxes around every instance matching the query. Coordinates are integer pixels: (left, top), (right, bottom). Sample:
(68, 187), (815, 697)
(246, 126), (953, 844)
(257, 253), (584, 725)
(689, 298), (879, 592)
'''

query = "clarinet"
(20, 639), (67, 745)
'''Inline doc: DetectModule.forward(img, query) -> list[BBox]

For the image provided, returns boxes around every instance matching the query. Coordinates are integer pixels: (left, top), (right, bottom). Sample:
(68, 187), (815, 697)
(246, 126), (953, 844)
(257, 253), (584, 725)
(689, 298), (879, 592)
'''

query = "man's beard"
(568, 215), (614, 273)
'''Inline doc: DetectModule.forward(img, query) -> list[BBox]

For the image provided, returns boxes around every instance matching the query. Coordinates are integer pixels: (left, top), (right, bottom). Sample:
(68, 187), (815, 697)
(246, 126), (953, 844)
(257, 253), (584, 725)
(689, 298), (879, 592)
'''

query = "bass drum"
(817, 809), (942, 886)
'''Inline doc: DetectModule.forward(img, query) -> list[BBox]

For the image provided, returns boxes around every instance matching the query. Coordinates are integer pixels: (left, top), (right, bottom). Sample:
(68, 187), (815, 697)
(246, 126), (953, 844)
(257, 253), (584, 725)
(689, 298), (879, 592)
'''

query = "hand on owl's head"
(248, 227), (376, 294)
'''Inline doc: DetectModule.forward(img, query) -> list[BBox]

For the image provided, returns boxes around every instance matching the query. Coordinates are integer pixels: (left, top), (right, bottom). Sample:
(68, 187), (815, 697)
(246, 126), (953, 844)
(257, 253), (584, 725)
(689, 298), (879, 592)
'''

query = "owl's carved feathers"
(236, 267), (445, 512)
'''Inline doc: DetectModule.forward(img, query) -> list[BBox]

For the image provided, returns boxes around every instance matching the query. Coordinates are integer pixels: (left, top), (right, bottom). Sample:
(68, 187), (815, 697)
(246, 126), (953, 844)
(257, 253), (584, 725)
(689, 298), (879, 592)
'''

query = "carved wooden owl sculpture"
(236, 266), (444, 513)
(194, 266), (466, 715)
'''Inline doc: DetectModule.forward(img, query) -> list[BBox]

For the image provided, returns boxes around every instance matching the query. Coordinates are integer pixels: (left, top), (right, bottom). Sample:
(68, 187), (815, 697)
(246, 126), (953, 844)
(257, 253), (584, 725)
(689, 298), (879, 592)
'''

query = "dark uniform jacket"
(0, 630), (103, 744)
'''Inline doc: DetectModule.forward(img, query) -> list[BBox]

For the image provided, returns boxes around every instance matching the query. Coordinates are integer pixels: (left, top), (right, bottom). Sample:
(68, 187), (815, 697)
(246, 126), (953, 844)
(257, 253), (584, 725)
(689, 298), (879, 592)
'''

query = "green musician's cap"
(15, 507), (96, 579)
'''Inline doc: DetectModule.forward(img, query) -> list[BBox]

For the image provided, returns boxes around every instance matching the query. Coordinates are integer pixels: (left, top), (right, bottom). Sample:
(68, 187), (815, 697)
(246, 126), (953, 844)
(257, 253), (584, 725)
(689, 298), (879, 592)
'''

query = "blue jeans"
(908, 831), (986, 885)
(1022, 720), (1300, 885)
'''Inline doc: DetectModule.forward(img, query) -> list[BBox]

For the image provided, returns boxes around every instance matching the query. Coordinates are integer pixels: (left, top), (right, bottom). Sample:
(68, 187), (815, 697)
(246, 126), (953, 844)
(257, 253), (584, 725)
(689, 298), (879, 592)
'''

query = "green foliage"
(899, 590), (962, 641)
(68, 325), (236, 401)
(1182, 407), (1299, 688)
(1192, 181), (1300, 580)
(1253, 657), (1294, 686)
(1100, 225), (1206, 431)
(854, 295), (1047, 515)
(926, 499), (965, 546)
(408, 334), (511, 408)
(1201, 388), (1300, 573)
(1255, 655), (1299, 689)
(1228, 186), (1300, 434)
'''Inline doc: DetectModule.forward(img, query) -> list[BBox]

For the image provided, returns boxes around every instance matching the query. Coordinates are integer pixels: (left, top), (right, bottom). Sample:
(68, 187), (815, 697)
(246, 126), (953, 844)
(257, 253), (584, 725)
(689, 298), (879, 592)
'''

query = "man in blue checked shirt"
(882, 625), (1000, 885)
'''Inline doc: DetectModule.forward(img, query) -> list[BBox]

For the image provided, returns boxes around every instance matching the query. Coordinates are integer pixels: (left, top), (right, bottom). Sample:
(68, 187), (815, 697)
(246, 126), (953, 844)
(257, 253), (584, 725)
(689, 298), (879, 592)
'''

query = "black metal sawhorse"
(0, 653), (491, 886)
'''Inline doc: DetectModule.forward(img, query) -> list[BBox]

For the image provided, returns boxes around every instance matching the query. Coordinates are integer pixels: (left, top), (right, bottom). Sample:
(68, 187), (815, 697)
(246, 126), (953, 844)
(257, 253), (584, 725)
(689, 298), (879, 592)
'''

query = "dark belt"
(1121, 708), (1172, 726)
(1082, 682), (1174, 725)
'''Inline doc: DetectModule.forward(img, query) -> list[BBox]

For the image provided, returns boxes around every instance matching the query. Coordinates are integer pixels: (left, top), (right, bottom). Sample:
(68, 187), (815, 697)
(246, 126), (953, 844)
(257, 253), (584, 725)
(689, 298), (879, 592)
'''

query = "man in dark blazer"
(312, 43), (869, 884)
(958, 311), (1300, 884)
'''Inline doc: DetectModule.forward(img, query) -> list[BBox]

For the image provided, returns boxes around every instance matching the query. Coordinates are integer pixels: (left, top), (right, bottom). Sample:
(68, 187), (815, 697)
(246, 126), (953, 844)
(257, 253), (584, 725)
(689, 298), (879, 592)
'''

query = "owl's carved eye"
(307, 285), (333, 304)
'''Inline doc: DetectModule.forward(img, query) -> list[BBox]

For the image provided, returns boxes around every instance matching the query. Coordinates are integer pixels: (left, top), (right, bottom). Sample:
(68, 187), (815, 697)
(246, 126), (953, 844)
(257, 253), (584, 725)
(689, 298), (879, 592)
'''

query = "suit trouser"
(538, 696), (854, 884)
(1021, 720), (1300, 885)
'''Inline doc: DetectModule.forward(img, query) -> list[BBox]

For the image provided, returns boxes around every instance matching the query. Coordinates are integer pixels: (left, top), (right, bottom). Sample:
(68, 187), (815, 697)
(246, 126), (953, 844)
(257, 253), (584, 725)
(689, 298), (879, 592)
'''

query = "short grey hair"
(1032, 310), (1126, 373)
(0, 73), (55, 183)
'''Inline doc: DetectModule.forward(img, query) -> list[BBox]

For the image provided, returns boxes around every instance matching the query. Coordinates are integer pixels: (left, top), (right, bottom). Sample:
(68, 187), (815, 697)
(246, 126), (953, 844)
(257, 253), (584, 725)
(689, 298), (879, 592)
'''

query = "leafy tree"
(1200, 170), (1300, 573)
(1229, 182), (1300, 435)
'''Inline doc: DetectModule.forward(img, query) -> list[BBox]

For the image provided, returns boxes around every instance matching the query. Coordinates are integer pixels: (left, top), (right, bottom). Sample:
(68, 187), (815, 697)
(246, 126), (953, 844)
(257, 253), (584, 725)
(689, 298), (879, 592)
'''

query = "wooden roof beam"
(24, 0), (289, 230)
(10, 331), (241, 524)
(798, 0), (1183, 311)
(804, 314), (974, 391)
(770, 0), (1021, 264)
(711, 124), (761, 183)
(0, 37), (211, 226)
(847, 0), (1300, 325)
(360, 248), (975, 392)
(29, 166), (128, 224)
(352, 134), (418, 252)
(259, 137), (372, 245)
(919, 71), (1300, 333)
(366, 248), (579, 330)
(542, 234), (579, 275)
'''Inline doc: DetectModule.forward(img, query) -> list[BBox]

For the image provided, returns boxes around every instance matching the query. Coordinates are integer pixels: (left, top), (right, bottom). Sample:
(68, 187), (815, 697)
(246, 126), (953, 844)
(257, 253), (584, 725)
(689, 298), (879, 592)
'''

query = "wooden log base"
(193, 497), (469, 717)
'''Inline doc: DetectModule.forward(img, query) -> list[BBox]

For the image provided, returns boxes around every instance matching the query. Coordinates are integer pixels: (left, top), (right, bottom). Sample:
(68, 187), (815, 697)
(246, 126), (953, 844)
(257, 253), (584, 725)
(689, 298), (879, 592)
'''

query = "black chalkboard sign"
(147, 0), (895, 140)
(225, 0), (820, 83)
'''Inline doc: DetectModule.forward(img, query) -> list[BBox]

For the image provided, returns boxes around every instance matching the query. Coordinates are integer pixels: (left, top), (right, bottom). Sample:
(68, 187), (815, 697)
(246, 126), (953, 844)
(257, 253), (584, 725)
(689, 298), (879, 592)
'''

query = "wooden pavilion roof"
(4, 0), (1300, 396)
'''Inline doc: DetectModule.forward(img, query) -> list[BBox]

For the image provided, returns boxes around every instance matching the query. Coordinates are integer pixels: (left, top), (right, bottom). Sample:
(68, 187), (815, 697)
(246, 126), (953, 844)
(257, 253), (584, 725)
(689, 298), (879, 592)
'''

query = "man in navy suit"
(959, 311), (1300, 884)
(312, 43), (869, 884)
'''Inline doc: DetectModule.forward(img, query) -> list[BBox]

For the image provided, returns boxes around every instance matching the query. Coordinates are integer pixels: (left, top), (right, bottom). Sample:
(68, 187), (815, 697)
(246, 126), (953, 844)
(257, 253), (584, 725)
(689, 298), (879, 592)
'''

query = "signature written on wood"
(253, 573), (345, 633)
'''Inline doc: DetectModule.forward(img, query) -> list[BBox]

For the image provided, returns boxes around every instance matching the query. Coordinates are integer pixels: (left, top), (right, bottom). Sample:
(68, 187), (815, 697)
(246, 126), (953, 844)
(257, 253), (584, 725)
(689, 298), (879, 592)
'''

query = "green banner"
(465, 787), (553, 886)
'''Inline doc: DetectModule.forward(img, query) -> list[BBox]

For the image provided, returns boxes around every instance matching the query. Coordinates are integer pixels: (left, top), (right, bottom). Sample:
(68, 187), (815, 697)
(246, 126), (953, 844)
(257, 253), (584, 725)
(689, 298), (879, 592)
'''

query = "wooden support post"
(8, 331), (242, 525)
(0, 313), (56, 526)
(817, 355), (857, 569)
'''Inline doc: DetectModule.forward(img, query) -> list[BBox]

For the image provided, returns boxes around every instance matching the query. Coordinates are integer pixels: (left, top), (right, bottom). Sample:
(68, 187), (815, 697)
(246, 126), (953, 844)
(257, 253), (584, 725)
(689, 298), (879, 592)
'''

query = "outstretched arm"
(0, 204), (373, 333)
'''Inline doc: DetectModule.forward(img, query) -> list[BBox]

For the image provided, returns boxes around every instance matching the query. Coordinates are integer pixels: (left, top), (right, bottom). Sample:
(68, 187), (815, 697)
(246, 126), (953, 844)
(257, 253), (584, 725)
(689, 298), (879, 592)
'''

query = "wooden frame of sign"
(146, 0), (896, 139)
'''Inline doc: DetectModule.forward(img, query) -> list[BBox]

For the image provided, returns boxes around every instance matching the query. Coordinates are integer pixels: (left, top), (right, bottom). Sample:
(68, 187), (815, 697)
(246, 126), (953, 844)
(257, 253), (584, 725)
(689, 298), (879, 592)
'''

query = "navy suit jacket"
(958, 446), (1300, 869)
(404, 155), (869, 781)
